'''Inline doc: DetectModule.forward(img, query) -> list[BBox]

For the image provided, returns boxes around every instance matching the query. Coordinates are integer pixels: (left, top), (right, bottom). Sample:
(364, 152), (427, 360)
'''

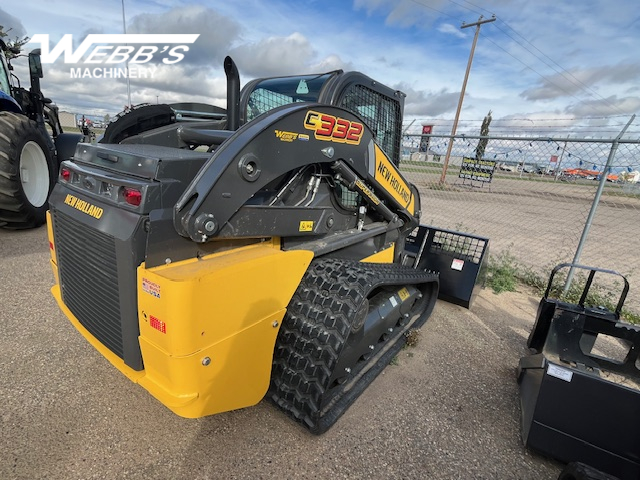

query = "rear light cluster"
(60, 167), (72, 182)
(58, 164), (144, 208)
(121, 187), (142, 206)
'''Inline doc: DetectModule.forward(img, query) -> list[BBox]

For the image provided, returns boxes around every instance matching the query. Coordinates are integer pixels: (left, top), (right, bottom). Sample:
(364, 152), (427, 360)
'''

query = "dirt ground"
(0, 226), (567, 480)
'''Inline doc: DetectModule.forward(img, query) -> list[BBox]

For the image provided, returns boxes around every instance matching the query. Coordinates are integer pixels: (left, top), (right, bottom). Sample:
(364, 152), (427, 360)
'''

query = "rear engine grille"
(53, 210), (123, 358)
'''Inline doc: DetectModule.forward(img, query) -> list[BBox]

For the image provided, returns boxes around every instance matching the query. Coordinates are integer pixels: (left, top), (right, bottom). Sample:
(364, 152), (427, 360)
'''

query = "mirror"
(29, 49), (43, 78)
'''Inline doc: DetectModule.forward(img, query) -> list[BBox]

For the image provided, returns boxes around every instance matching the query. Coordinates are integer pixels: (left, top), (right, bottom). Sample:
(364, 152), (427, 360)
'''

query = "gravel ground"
(0, 226), (563, 480)
(409, 174), (640, 313)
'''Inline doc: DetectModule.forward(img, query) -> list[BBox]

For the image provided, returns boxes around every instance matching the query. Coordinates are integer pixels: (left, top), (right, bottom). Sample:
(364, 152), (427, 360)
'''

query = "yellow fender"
(136, 239), (313, 417)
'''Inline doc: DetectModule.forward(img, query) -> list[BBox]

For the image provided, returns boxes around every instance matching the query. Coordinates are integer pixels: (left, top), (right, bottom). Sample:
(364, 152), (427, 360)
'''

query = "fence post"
(563, 115), (636, 294)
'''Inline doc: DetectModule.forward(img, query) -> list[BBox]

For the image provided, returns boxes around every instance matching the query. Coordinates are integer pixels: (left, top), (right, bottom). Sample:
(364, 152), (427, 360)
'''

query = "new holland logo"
(63, 194), (103, 219)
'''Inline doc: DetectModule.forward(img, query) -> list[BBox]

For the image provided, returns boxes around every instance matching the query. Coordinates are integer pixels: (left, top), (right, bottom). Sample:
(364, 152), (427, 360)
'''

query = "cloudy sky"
(1, 0), (639, 136)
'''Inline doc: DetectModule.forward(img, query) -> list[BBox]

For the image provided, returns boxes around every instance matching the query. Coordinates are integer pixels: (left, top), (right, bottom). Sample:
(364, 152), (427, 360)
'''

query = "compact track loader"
(46, 57), (479, 433)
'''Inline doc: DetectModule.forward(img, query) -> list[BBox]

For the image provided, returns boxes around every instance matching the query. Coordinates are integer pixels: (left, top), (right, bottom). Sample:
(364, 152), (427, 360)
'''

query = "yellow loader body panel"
(50, 230), (313, 418)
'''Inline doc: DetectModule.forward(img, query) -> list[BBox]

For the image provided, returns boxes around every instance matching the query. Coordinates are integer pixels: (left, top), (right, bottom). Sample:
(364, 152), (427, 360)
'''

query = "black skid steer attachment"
(270, 258), (438, 434)
(518, 264), (639, 479)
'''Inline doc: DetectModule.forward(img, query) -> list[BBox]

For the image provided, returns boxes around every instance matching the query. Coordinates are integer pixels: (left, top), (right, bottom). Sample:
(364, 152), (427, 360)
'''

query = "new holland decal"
(63, 194), (103, 219)
(304, 110), (364, 145)
(372, 144), (413, 212)
(376, 159), (411, 204)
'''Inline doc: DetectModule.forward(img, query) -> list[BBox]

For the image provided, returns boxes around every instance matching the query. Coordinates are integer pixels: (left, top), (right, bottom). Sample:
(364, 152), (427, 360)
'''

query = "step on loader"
(47, 57), (486, 433)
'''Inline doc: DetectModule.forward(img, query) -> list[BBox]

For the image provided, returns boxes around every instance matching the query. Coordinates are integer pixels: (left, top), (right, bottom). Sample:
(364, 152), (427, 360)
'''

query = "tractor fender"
(0, 90), (22, 113)
(54, 132), (84, 166)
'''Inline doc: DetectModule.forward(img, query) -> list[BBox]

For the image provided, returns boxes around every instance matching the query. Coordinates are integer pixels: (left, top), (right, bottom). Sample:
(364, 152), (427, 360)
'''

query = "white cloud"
(0, 7), (27, 38)
(127, 5), (241, 66)
(437, 23), (466, 39)
(228, 33), (350, 77)
(0, 0), (637, 137)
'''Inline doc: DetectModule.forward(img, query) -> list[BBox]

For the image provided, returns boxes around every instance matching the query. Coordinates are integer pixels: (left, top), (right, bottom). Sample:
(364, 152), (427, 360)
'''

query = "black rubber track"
(558, 462), (620, 480)
(0, 111), (56, 229)
(269, 258), (439, 434)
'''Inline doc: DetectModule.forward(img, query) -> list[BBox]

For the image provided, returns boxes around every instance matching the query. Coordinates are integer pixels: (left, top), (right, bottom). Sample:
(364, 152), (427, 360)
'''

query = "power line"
(489, 19), (626, 115)
(446, 0), (630, 115)
(406, 0), (632, 118)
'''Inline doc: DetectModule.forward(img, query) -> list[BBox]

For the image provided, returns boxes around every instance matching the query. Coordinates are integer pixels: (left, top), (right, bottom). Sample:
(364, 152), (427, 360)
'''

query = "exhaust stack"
(224, 56), (240, 131)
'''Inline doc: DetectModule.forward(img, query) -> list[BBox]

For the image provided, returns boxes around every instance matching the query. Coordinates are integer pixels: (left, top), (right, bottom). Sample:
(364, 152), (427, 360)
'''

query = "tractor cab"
(0, 40), (20, 112)
(0, 42), (84, 229)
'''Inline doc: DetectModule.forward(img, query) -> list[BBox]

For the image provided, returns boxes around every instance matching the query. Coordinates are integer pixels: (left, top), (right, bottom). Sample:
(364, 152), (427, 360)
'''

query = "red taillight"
(122, 187), (142, 206)
(150, 316), (167, 334)
(60, 167), (71, 182)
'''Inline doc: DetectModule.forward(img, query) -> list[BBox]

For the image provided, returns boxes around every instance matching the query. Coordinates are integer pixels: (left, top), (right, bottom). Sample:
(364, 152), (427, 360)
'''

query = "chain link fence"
(399, 132), (640, 311)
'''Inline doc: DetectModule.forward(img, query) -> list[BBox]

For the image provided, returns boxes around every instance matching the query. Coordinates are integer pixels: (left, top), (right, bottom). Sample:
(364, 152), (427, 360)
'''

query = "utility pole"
(122, 0), (132, 108)
(553, 135), (570, 181)
(439, 14), (496, 184)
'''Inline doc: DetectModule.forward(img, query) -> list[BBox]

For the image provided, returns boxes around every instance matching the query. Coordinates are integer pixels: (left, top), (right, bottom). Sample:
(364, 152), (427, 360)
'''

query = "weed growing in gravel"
(486, 250), (519, 293)
(542, 269), (640, 324)
(485, 251), (640, 324)
(404, 329), (421, 347)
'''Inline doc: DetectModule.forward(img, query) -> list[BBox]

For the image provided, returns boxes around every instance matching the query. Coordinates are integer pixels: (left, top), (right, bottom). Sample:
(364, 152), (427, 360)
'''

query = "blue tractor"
(0, 40), (83, 228)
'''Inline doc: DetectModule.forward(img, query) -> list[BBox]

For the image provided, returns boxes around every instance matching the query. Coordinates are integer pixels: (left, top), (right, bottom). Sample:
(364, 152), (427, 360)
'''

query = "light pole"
(122, 0), (132, 108)
(439, 15), (495, 184)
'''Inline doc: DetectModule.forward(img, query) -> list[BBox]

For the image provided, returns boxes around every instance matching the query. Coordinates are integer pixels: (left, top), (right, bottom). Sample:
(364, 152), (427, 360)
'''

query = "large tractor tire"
(101, 104), (176, 144)
(0, 112), (57, 229)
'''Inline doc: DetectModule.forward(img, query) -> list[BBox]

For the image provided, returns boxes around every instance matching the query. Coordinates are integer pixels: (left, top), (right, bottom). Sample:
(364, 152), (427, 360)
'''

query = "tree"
(103, 113), (111, 124)
(474, 110), (492, 161)
(0, 25), (30, 60)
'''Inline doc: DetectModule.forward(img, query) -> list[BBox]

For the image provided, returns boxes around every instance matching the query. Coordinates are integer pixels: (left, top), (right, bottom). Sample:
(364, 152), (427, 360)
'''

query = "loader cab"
(239, 70), (405, 165)
(241, 73), (336, 123)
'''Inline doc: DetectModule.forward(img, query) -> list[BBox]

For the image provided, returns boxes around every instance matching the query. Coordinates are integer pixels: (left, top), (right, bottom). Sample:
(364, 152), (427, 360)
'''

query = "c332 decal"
(304, 110), (364, 145)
